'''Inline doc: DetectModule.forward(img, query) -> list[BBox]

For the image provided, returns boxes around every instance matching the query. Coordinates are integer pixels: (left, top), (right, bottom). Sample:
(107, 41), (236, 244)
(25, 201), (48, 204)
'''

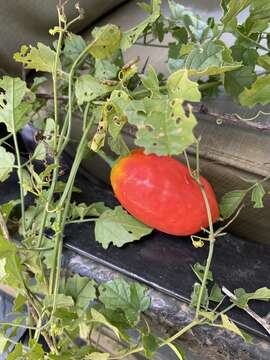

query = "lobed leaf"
(239, 75), (270, 108)
(0, 146), (15, 182)
(167, 69), (201, 102)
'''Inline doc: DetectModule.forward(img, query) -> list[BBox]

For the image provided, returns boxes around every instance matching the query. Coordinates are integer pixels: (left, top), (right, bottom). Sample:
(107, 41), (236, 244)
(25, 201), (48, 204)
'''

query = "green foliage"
(95, 206), (153, 249)
(99, 278), (150, 325)
(219, 190), (247, 219)
(14, 43), (61, 73)
(0, 146), (14, 182)
(0, 76), (30, 132)
(1, 1), (269, 358)
(126, 98), (197, 155)
(239, 75), (270, 107)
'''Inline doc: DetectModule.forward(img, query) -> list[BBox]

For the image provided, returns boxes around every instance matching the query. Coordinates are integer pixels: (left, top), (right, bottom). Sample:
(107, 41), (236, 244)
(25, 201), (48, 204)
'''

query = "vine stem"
(11, 84), (26, 236)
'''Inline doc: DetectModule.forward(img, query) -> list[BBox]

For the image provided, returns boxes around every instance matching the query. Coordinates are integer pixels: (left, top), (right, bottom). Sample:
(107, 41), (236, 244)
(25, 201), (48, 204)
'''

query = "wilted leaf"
(99, 278), (150, 325)
(219, 190), (247, 219)
(14, 43), (60, 73)
(234, 287), (270, 308)
(220, 314), (252, 342)
(0, 146), (15, 182)
(84, 353), (110, 360)
(95, 206), (152, 249)
(209, 283), (223, 303)
(167, 69), (201, 102)
(239, 75), (270, 108)
(251, 183), (265, 208)
(192, 263), (213, 283)
(68, 202), (108, 221)
(33, 118), (55, 160)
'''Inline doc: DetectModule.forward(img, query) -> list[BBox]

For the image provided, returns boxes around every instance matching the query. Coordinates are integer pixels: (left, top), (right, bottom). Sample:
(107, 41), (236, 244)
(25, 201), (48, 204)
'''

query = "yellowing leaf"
(89, 25), (121, 59)
(167, 69), (201, 102)
(221, 314), (252, 342)
(13, 43), (60, 73)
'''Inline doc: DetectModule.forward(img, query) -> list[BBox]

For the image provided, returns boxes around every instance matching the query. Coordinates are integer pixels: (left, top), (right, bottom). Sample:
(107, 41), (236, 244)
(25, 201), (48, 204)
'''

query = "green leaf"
(167, 343), (185, 360)
(220, 314), (252, 342)
(231, 45), (258, 67)
(167, 69), (201, 102)
(68, 202), (108, 221)
(126, 98), (197, 155)
(221, 0), (251, 25)
(248, 0), (270, 22)
(95, 59), (119, 81)
(75, 74), (112, 105)
(251, 183), (265, 208)
(257, 55), (270, 71)
(90, 308), (121, 339)
(142, 333), (159, 358)
(219, 190), (247, 219)
(224, 66), (256, 98)
(99, 278), (150, 325)
(63, 274), (96, 309)
(6, 343), (23, 360)
(0, 76), (29, 132)
(95, 206), (153, 249)
(108, 136), (130, 157)
(234, 287), (270, 309)
(89, 25), (121, 59)
(209, 283), (223, 303)
(14, 43), (60, 73)
(141, 65), (160, 98)
(239, 75), (270, 108)
(168, 1), (209, 41)
(176, 42), (241, 76)
(84, 353), (110, 360)
(0, 200), (20, 222)
(0, 332), (9, 354)
(44, 294), (74, 309)
(199, 310), (216, 322)
(63, 33), (87, 68)
(121, 0), (161, 50)
(190, 282), (208, 308)
(192, 263), (213, 283)
(0, 146), (15, 182)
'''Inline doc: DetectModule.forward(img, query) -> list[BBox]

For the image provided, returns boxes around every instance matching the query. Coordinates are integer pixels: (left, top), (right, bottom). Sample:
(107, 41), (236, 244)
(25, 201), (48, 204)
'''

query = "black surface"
(1, 166), (270, 342)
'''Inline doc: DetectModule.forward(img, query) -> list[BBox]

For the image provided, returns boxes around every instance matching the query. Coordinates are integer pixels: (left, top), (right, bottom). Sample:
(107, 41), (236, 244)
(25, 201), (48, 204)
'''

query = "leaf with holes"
(14, 43), (60, 73)
(0, 76), (29, 132)
(126, 97), (197, 155)
(95, 206), (152, 249)
(95, 59), (119, 81)
(89, 25), (121, 59)
(0, 146), (15, 182)
(121, 0), (161, 50)
(75, 74), (112, 105)
(167, 69), (201, 102)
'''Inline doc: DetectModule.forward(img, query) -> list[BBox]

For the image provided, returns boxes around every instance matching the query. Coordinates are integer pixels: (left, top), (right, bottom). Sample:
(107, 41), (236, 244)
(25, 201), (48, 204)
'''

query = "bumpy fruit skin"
(111, 149), (219, 236)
